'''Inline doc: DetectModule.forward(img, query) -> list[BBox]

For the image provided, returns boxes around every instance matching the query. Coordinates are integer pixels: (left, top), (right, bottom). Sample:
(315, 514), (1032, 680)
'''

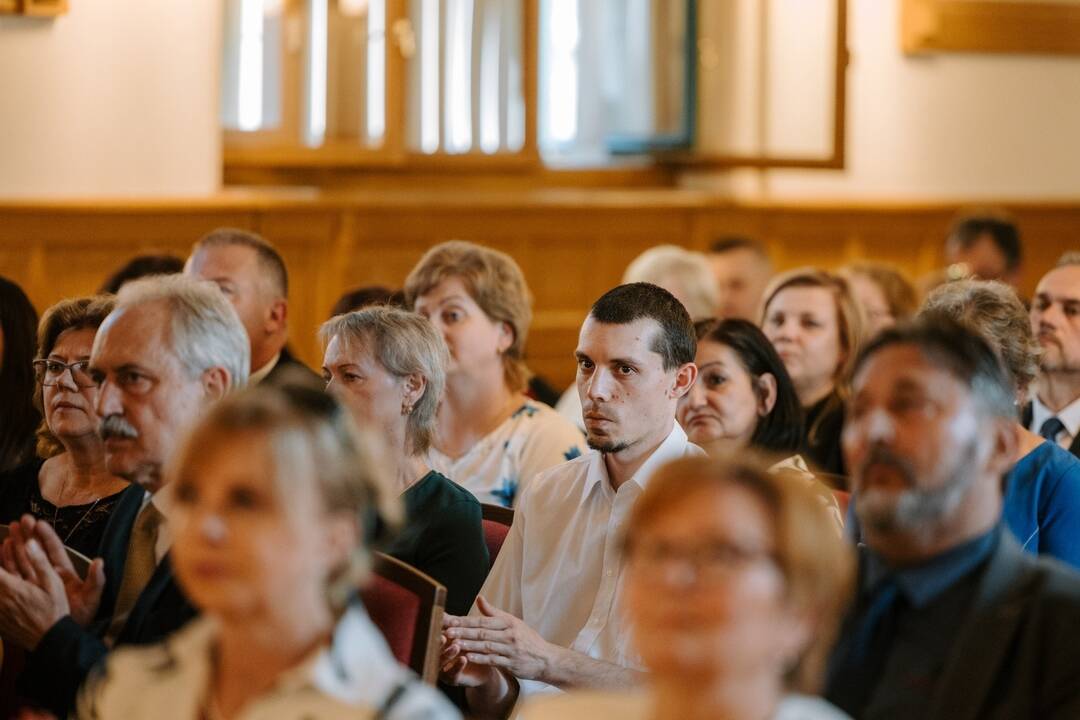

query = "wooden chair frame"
(480, 503), (515, 528)
(369, 552), (446, 684)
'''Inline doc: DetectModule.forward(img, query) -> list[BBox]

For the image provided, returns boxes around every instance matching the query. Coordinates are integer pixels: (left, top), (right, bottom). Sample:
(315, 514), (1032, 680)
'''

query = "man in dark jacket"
(826, 317), (1080, 720)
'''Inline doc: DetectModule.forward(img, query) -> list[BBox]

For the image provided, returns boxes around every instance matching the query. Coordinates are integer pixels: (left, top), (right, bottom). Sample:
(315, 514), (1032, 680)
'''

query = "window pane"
(407, 0), (524, 155)
(222, 0), (284, 132)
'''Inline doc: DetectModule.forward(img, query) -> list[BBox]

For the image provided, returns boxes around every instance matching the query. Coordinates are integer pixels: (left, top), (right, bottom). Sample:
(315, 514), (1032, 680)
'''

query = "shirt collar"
(1033, 394), (1080, 440)
(583, 422), (693, 495)
(249, 352), (282, 385)
(863, 525), (1000, 609)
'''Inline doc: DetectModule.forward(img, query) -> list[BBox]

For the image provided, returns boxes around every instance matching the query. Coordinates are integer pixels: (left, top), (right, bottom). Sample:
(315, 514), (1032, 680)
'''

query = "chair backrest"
(480, 504), (514, 569)
(360, 552), (446, 684)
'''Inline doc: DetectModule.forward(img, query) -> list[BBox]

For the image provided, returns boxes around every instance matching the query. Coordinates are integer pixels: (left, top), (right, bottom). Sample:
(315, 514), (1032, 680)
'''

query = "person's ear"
(200, 367), (230, 401)
(265, 298), (288, 335)
(401, 372), (427, 415)
(670, 362), (698, 400)
(987, 416), (1020, 477)
(496, 321), (514, 355)
(757, 373), (778, 417)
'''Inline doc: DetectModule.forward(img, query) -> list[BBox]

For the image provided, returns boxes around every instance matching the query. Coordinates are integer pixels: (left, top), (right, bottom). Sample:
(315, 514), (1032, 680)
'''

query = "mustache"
(100, 415), (138, 440)
(857, 445), (916, 487)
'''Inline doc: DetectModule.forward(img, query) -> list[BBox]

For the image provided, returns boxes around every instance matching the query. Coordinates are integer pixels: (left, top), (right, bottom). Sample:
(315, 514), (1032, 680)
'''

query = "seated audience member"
(0, 297), (128, 559)
(761, 269), (864, 483)
(920, 280), (1080, 567)
(329, 284), (406, 317)
(521, 456), (854, 720)
(706, 236), (774, 322)
(405, 241), (584, 508)
(0, 275), (40, 475)
(557, 244), (718, 429)
(74, 381), (459, 719)
(839, 262), (917, 339)
(677, 319), (841, 526)
(440, 283), (701, 718)
(943, 209), (1023, 288)
(0, 275), (249, 716)
(1026, 252), (1080, 458)
(826, 318), (1080, 720)
(622, 245), (718, 321)
(185, 227), (317, 383)
(321, 307), (489, 617)
(97, 254), (184, 295)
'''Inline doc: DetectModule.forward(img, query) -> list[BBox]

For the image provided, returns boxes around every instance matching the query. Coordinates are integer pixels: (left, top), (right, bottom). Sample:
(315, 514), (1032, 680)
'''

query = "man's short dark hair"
(193, 228), (289, 297)
(708, 236), (768, 259)
(947, 212), (1022, 272)
(98, 254), (185, 294)
(588, 283), (696, 371)
(853, 317), (1016, 420)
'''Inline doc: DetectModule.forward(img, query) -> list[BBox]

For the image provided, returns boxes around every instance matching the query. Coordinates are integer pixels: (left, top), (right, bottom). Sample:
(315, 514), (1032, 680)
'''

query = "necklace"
(51, 496), (103, 545)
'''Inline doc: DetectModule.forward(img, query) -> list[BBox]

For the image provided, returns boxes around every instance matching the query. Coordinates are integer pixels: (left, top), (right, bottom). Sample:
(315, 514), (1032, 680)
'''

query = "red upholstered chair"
(360, 552), (446, 684)
(480, 504), (515, 570)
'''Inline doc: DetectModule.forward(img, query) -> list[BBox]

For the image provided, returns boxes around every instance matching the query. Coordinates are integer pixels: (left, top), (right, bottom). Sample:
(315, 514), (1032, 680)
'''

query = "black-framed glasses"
(32, 359), (99, 388)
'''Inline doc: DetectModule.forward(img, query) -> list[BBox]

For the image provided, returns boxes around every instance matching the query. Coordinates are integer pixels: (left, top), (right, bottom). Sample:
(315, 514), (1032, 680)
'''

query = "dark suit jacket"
(18, 484), (197, 716)
(839, 533), (1080, 720)
(264, 345), (320, 385)
(1021, 402), (1080, 458)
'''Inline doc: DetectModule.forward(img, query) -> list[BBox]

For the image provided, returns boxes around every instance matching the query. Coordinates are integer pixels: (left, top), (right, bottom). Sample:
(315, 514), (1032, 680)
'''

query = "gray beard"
(857, 439), (981, 540)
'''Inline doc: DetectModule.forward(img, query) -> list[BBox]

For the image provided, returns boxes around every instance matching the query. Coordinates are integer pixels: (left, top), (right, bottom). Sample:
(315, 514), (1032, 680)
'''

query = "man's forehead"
(577, 316), (662, 357)
(93, 305), (170, 360)
(1038, 266), (1080, 298)
(854, 344), (965, 394)
(190, 243), (258, 273)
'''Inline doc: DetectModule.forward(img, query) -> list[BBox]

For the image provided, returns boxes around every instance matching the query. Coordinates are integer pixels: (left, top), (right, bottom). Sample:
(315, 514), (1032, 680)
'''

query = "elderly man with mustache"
(0, 274), (248, 717)
(824, 318), (1080, 720)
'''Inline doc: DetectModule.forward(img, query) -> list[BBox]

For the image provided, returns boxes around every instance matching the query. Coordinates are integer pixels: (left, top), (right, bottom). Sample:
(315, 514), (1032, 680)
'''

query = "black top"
(0, 458), (127, 559)
(804, 392), (847, 486)
(384, 471), (489, 617)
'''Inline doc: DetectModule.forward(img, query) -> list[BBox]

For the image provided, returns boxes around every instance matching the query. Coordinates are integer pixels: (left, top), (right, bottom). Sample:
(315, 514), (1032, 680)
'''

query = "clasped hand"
(0, 515), (105, 649)
(440, 595), (556, 688)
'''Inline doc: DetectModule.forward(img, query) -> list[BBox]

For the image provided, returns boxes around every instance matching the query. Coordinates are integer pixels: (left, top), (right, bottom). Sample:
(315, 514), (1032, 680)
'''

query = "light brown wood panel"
(1, 191), (1078, 388)
(901, 0), (1080, 56)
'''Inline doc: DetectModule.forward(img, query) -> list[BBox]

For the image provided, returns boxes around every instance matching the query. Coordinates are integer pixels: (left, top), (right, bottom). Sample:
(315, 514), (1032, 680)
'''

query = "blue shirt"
(1003, 440), (1080, 568)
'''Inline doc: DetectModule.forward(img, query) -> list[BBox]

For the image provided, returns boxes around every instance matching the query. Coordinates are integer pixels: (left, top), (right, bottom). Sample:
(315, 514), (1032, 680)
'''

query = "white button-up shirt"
(1031, 395), (1080, 451)
(475, 422), (703, 697)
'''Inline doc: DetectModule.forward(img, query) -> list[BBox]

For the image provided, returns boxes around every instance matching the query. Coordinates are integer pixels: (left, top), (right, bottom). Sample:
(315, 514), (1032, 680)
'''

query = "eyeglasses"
(32, 359), (99, 388)
(627, 538), (777, 584)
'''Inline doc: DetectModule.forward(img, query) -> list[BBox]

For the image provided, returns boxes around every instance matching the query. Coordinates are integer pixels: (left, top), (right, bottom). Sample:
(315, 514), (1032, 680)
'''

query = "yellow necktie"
(105, 502), (162, 645)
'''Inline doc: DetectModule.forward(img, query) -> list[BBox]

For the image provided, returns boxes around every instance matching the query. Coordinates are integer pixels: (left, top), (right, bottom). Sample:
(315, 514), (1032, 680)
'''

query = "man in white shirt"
(1028, 253), (1080, 458)
(441, 282), (701, 718)
(0, 274), (249, 716)
(186, 227), (317, 383)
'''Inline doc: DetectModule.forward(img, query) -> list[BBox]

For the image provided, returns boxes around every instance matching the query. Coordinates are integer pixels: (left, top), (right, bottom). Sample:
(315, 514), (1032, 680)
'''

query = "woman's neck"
(702, 435), (749, 458)
(651, 672), (782, 720)
(42, 436), (126, 506)
(212, 599), (334, 719)
(381, 423), (429, 494)
(437, 373), (521, 458)
(797, 379), (835, 409)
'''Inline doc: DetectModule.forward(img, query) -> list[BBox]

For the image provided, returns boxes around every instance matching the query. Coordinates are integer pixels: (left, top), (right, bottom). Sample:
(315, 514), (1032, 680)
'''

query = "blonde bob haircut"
(623, 454), (854, 694)
(320, 307), (449, 456)
(403, 240), (533, 392)
(34, 295), (116, 459)
(168, 377), (402, 609)
(840, 262), (918, 324)
(622, 245), (719, 322)
(761, 267), (865, 399)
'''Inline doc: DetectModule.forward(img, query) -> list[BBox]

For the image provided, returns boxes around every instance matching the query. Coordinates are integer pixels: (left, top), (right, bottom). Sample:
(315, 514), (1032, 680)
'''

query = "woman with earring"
(321, 307), (489, 617)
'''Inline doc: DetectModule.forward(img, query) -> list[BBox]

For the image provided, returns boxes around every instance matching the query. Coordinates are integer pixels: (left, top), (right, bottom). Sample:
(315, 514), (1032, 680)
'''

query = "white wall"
(0, 2), (222, 197)
(689, 0), (1080, 201)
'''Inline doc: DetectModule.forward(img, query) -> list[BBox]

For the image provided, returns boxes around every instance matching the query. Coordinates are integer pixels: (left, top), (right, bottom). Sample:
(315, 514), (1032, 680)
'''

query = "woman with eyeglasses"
(522, 456), (854, 720)
(0, 296), (128, 558)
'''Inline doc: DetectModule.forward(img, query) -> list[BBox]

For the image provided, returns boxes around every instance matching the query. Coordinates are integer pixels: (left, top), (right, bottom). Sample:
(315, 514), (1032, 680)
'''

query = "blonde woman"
(761, 269), (864, 483)
(405, 241), (584, 508)
(75, 381), (459, 719)
(521, 455), (854, 720)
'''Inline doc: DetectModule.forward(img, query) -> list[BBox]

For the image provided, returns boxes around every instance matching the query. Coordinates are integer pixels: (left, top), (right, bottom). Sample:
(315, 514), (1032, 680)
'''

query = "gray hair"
(1057, 252), (1080, 268)
(113, 274), (250, 389)
(622, 245), (718, 321)
(320, 307), (448, 455)
(920, 279), (1039, 397)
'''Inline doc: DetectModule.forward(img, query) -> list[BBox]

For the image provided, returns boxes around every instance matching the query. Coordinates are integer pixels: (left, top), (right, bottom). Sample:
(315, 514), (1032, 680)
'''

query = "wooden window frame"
(901, 0), (1080, 57)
